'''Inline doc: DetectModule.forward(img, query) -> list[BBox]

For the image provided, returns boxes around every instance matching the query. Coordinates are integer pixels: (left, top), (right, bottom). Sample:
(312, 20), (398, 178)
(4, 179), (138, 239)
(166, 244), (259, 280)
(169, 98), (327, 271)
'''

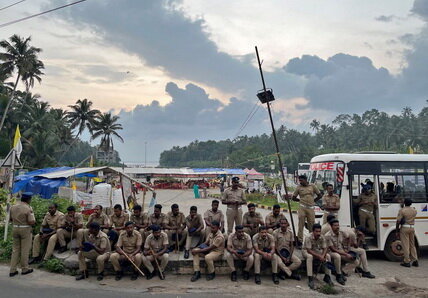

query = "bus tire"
(384, 232), (404, 262)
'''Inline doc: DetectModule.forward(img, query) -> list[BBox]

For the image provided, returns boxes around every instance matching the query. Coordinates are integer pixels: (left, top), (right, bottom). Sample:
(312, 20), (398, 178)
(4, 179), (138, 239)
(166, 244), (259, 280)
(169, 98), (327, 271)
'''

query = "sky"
(1, 0), (428, 164)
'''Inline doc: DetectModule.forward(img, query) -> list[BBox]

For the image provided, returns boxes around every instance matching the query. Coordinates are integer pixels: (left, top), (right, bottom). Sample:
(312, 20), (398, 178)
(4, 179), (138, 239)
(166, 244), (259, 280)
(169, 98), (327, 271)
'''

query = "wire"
(234, 101), (261, 139)
(0, 0), (26, 12)
(0, 0), (88, 28)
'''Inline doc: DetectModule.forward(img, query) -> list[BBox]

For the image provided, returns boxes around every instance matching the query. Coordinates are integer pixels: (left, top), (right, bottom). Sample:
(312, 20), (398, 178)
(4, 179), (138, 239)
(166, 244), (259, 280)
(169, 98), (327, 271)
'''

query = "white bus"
(308, 153), (428, 261)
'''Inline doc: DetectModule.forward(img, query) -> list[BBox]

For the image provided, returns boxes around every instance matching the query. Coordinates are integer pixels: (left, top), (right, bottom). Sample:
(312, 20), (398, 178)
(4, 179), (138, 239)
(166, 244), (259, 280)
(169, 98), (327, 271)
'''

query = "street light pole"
(255, 46), (297, 243)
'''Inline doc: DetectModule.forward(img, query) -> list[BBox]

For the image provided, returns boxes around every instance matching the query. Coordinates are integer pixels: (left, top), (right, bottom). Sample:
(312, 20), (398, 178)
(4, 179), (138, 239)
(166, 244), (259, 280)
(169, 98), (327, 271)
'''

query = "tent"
(244, 168), (264, 180)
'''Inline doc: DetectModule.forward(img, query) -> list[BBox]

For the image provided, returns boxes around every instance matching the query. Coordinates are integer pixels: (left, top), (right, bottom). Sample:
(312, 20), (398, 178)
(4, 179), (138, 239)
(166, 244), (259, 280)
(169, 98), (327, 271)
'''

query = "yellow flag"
(13, 125), (22, 158)
(409, 146), (414, 154)
(89, 155), (94, 167)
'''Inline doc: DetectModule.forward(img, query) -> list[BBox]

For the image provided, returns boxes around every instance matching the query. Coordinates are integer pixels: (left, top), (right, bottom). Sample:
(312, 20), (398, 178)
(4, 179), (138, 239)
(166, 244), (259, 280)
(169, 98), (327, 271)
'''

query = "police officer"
(165, 204), (186, 251)
(226, 225), (254, 281)
(242, 203), (264, 237)
(222, 177), (246, 235)
(292, 175), (322, 245)
(325, 219), (350, 285)
(109, 204), (129, 243)
(265, 204), (285, 234)
(142, 224), (169, 280)
(9, 192), (36, 277)
(356, 184), (377, 235)
(184, 206), (205, 259)
(76, 204), (110, 247)
(322, 184), (340, 224)
(204, 200), (225, 238)
(396, 198), (418, 267)
(56, 206), (83, 253)
(145, 204), (168, 239)
(253, 226), (280, 285)
(130, 204), (148, 243)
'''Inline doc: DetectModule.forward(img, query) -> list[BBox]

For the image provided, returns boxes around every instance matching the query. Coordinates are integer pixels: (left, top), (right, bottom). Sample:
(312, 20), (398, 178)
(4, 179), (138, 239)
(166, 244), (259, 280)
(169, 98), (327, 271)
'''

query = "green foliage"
(43, 258), (64, 273)
(318, 284), (338, 295)
(0, 188), (10, 221)
(246, 193), (299, 211)
(0, 225), (13, 261)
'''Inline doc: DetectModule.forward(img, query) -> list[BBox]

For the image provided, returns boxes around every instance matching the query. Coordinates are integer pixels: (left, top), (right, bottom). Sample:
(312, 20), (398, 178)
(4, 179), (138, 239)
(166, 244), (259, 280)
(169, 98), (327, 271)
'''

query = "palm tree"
(0, 35), (44, 133)
(91, 112), (124, 163)
(66, 98), (100, 138)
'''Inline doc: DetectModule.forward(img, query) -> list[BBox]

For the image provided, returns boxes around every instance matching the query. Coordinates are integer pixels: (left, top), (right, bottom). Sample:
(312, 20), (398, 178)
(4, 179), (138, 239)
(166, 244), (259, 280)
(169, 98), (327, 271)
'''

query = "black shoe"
(323, 274), (334, 286)
(21, 269), (33, 275)
(355, 267), (363, 274)
(272, 273), (279, 284)
(29, 257), (41, 265)
(206, 272), (215, 281)
(131, 272), (138, 280)
(191, 271), (201, 282)
(158, 271), (165, 280)
(115, 271), (123, 281)
(146, 271), (155, 280)
(290, 272), (301, 281)
(255, 274), (261, 284)
(362, 271), (375, 279)
(336, 274), (346, 285)
(9, 271), (18, 277)
(97, 272), (104, 281)
(297, 241), (303, 249)
(76, 271), (88, 280)
(308, 276), (315, 289)
(278, 270), (286, 280)
(400, 262), (411, 268)
(243, 271), (250, 280)
(231, 271), (237, 282)
(412, 261), (419, 267)
(184, 250), (189, 259)
(58, 246), (67, 254)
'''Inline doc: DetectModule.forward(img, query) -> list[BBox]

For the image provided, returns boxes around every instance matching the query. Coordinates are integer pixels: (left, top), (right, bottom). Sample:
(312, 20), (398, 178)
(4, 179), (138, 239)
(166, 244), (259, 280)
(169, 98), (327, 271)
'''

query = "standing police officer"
(396, 198), (418, 267)
(222, 177), (246, 235)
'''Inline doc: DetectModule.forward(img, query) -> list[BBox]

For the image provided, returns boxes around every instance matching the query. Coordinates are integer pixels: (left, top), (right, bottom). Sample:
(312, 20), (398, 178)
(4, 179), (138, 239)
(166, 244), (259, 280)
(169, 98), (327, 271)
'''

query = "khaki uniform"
(322, 194), (340, 224)
(325, 230), (357, 274)
(193, 230), (224, 274)
(397, 206), (418, 263)
(222, 188), (246, 234)
(265, 212), (286, 234)
(253, 233), (279, 274)
(242, 211), (263, 237)
(342, 229), (369, 272)
(32, 210), (64, 259)
(9, 201), (35, 273)
(130, 212), (148, 244)
(56, 212), (83, 247)
(142, 232), (169, 273)
(110, 212), (129, 229)
(76, 213), (110, 246)
(110, 230), (142, 271)
(357, 193), (377, 234)
(185, 214), (205, 250)
(293, 184), (320, 241)
(204, 209), (225, 238)
(165, 211), (186, 248)
(226, 232), (254, 271)
(78, 230), (111, 273)
(321, 222), (332, 236)
(302, 233), (331, 277)
(273, 229), (301, 276)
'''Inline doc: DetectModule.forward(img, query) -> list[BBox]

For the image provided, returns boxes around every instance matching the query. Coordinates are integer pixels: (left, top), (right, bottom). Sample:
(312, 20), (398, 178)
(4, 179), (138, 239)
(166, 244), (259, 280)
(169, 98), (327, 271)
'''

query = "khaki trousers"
(110, 252), (142, 271)
(166, 229), (187, 248)
(277, 254), (302, 276)
(137, 228), (147, 246)
(302, 250), (331, 277)
(328, 252), (342, 274)
(193, 251), (223, 274)
(349, 247), (369, 272)
(78, 250), (110, 273)
(185, 230), (204, 250)
(56, 228), (80, 247)
(400, 227), (417, 263)
(322, 211), (338, 224)
(225, 251), (254, 271)
(142, 254), (169, 273)
(226, 207), (243, 234)
(32, 233), (56, 259)
(10, 227), (33, 273)
(298, 207), (315, 242)
(254, 252), (278, 274)
(358, 209), (376, 234)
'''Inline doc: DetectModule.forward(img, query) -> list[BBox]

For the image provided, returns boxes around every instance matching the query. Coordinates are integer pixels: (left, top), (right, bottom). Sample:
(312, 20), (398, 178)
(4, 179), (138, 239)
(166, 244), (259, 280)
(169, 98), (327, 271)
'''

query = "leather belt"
(13, 225), (31, 228)
(402, 224), (414, 228)
(300, 204), (314, 209)
(359, 208), (372, 213)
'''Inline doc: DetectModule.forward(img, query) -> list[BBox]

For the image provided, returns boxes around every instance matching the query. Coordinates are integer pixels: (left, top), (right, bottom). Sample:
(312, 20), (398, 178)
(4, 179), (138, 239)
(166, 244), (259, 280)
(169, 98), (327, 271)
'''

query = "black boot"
(336, 274), (346, 285)
(58, 246), (67, 254)
(278, 270), (286, 280)
(21, 269), (33, 275)
(255, 274), (261, 284)
(184, 250), (189, 259)
(97, 272), (104, 281)
(231, 271), (237, 282)
(323, 274), (334, 286)
(29, 257), (41, 264)
(272, 273), (279, 284)
(308, 276), (315, 289)
(290, 272), (301, 280)
(76, 270), (88, 280)
(362, 271), (375, 279)
(9, 271), (18, 277)
(400, 262), (411, 268)
(146, 270), (155, 280)
(412, 260), (419, 267)
(243, 270), (250, 280)
(206, 272), (216, 281)
(131, 271), (138, 280)
(191, 271), (201, 282)
(115, 271), (123, 281)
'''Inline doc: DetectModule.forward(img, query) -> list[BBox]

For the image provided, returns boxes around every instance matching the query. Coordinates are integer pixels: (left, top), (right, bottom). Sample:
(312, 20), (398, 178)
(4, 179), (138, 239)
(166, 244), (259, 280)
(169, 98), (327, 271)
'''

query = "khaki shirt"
(273, 228), (294, 250)
(397, 206), (417, 225)
(253, 233), (275, 251)
(293, 184), (320, 206)
(144, 231), (168, 251)
(222, 187), (246, 209)
(322, 194), (340, 210)
(166, 211), (186, 228)
(148, 213), (167, 228)
(186, 214), (204, 229)
(204, 209), (224, 225)
(41, 210), (64, 230)
(265, 212), (285, 228)
(83, 230), (110, 252)
(205, 230), (225, 253)
(321, 223), (332, 235)
(357, 193), (377, 212)
(303, 233), (327, 254)
(59, 212), (83, 228)
(110, 212), (129, 228)
(227, 232), (252, 251)
(88, 213), (110, 227)
(130, 213), (148, 227)
(10, 201), (35, 225)
(243, 212), (263, 228)
(342, 230), (357, 251)
(117, 230), (142, 254)
(325, 230), (346, 250)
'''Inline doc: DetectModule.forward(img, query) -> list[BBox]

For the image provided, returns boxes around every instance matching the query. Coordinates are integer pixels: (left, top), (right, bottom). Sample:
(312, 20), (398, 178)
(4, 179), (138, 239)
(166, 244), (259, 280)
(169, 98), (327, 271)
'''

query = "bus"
(308, 153), (428, 261)
(297, 162), (311, 177)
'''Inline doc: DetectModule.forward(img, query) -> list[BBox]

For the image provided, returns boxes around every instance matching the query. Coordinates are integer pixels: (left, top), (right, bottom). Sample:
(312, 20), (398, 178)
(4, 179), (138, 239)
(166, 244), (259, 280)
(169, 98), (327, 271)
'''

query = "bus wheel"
(384, 232), (404, 262)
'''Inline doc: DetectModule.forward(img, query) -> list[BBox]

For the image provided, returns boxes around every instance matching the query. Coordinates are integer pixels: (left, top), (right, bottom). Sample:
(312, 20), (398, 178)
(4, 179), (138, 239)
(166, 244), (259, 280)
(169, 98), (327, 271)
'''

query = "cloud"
(412, 0), (428, 20)
(375, 15), (398, 22)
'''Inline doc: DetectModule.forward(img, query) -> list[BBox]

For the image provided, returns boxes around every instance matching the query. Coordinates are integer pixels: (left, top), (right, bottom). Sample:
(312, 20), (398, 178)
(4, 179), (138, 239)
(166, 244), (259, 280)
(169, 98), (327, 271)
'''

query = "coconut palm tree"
(91, 112), (124, 163)
(66, 98), (100, 138)
(0, 34), (44, 133)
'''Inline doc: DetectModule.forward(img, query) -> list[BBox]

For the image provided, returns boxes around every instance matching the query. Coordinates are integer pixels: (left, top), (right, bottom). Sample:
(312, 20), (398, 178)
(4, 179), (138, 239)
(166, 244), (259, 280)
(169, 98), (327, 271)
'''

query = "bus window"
(379, 175), (427, 203)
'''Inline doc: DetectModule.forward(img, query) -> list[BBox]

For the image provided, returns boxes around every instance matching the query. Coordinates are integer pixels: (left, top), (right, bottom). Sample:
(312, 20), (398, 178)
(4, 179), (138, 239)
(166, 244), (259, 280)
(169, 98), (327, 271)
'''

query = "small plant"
(318, 284), (338, 295)
(44, 258), (64, 273)
(0, 225), (13, 261)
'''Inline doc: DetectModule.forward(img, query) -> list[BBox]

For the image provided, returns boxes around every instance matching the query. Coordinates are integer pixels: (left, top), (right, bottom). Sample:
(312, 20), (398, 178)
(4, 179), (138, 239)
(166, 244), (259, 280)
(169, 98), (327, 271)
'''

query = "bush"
(0, 188), (15, 221)
(44, 258), (64, 273)
(0, 225), (13, 261)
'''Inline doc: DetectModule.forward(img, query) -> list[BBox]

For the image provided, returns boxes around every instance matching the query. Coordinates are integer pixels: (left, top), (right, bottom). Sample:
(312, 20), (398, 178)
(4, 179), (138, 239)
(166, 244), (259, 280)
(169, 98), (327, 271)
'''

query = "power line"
(0, 0), (26, 12)
(234, 101), (261, 139)
(0, 0), (88, 28)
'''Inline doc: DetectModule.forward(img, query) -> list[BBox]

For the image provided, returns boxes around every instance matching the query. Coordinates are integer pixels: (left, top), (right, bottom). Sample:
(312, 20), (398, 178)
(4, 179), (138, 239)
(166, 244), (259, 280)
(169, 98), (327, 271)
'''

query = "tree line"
(160, 105), (428, 172)
(0, 34), (124, 169)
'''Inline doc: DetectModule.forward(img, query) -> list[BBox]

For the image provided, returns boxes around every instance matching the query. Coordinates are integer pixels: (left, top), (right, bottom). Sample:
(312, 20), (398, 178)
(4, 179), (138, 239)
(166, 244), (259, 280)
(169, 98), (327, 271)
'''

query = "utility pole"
(254, 46), (297, 243)
(144, 141), (147, 167)
(3, 149), (16, 241)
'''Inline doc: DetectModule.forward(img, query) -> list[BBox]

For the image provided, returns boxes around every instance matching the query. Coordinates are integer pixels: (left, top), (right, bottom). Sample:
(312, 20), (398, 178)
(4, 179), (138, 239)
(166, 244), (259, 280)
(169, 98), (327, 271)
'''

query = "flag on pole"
(89, 155), (94, 167)
(13, 125), (22, 158)
(148, 193), (157, 215)
(409, 146), (414, 154)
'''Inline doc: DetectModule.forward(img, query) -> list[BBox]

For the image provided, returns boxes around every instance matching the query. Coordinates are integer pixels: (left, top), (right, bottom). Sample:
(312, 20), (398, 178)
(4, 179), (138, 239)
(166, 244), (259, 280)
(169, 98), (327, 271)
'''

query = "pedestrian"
(226, 225), (254, 281)
(193, 183), (200, 199)
(222, 177), (246, 234)
(396, 198), (418, 268)
(9, 192), (36, 277)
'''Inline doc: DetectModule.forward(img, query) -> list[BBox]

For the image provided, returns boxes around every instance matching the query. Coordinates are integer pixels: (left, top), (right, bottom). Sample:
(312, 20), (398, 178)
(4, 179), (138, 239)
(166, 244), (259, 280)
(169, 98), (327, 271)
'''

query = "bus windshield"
(308, 161), (344, 196)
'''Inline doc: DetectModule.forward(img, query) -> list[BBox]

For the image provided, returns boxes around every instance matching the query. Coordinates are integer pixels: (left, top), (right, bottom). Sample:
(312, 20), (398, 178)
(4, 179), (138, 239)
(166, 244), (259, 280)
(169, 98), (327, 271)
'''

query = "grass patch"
(318, 284), (338, 295)
(247, 193), (299, 211)
(44, 258), (65, 273)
